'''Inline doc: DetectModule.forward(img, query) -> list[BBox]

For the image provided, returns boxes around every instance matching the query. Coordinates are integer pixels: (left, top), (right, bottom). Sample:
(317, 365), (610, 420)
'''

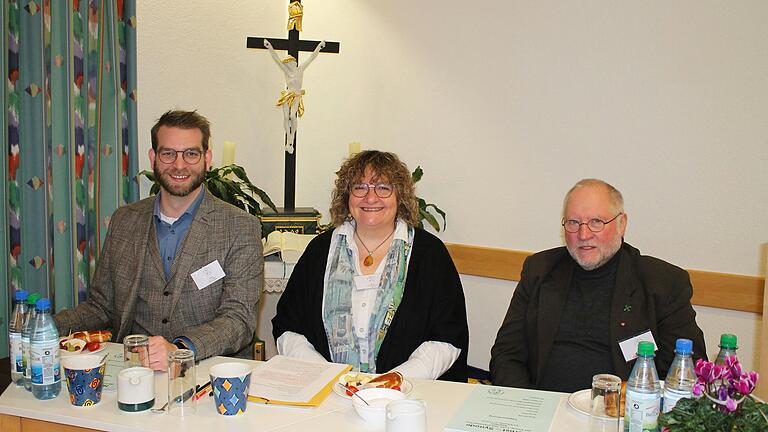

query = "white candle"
(348, 141), (361, 157)
(222, 141), (236, 166)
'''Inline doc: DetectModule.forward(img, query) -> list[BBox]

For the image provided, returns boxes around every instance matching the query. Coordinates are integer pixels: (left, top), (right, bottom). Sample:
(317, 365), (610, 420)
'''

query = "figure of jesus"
(264, 39), (326, 154)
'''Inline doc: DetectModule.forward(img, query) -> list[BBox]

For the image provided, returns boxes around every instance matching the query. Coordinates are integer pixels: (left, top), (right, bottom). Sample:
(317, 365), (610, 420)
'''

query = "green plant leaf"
(411, 166), (423, 183)
(420, 207), (441, 232)
(424, 203), (447, 229)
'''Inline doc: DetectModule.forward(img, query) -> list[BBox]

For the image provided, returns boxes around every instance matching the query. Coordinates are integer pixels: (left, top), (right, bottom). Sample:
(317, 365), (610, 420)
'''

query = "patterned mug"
(62, 354), (106, 407)
(209, 362), (252, 415)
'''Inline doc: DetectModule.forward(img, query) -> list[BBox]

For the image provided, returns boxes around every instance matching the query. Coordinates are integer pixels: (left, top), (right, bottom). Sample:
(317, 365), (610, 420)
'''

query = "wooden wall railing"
(445, 243), (765, 314)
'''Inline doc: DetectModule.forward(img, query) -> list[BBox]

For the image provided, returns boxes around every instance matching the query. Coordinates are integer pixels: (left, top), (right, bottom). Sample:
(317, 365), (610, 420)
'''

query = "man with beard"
(490, 179), (705, 392)
(55, 110), (262, 369)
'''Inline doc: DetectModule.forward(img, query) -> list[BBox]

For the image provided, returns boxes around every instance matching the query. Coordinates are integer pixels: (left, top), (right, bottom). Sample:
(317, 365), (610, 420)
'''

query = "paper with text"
(444, 385), (560, 432)
(248, 355), (351, 405)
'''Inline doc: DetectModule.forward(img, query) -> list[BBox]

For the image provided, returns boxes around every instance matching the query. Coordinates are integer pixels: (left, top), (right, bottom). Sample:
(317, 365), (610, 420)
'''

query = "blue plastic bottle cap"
(15, 290), (29, 301)
(675, 338), (693, 354)
(36, 298), (51, 309)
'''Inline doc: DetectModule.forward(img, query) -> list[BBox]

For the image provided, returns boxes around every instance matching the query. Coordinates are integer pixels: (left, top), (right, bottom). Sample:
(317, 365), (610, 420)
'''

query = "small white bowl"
(352, 388), (406, 425)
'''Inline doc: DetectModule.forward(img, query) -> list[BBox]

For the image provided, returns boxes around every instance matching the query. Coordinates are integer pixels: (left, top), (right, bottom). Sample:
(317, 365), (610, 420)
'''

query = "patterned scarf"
(323, 224), (413, 373)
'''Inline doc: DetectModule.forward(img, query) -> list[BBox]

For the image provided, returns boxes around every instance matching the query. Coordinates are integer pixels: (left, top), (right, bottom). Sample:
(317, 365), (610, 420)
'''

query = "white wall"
(137, 1), (767, 371)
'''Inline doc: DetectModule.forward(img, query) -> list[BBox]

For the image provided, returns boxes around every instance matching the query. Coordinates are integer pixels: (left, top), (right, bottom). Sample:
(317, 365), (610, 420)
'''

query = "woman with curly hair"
(272, 150), (468, 381)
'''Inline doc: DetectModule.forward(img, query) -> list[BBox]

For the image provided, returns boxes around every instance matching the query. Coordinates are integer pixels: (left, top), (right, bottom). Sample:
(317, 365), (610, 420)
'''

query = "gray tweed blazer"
(55, 188), (263, 360)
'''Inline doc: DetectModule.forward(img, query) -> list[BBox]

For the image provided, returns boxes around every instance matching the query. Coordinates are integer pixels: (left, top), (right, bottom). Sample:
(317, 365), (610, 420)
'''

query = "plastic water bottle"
(8, 290), (29, 385)
(662, 338), (695, 413)
(29, 298), (61, 399)
(624, 341), (661, 432)
(714, 333), (737, 365)
(22, 292), (41, 391)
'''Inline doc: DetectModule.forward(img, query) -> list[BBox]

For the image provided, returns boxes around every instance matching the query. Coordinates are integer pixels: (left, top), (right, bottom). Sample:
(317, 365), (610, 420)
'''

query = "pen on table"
(195, 381), (212, 400)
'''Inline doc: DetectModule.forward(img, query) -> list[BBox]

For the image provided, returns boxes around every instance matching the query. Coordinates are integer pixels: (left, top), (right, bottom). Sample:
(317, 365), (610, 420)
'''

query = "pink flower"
(725, 355), (742, 378)
(695, 359), (716, 384)
(725, 397), (738, 412)
(692, 381), (704, 396)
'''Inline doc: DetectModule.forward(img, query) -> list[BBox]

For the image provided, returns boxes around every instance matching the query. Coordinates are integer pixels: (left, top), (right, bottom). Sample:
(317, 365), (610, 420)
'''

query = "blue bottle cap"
(36, 298), (51, 310)
(15, 290), (29, 301)
(675, 338), (693, 354)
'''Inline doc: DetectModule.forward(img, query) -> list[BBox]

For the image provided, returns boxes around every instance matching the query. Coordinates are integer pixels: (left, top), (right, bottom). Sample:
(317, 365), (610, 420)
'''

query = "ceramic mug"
(62, 354), (106, 407)
(386, 399), (427, 432)
(117, 366), (155, 412)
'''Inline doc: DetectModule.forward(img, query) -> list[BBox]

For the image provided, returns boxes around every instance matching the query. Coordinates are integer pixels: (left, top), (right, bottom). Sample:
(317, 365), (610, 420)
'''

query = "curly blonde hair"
(329, 150), (419, 227)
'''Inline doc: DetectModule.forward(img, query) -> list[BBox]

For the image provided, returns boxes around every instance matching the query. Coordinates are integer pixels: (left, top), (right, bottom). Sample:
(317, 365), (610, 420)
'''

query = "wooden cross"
(247, 1), (340, 211)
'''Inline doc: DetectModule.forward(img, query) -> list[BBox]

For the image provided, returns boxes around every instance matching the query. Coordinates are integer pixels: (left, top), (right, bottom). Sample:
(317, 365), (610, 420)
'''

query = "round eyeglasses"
(350, 183), (394, 199)
(562, 212), (623, 233)
(156, 148), (203, 165)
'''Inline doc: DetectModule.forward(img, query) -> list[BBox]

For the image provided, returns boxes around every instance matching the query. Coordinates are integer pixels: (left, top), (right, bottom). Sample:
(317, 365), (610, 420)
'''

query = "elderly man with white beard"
(490, 179), (706, 392)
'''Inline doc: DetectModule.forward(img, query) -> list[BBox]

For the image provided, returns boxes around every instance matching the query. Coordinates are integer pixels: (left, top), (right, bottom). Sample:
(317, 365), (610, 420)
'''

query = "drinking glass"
(123, 334), (150, 368)
(589, 373), (622, 432)
(167, 349), (196, 416)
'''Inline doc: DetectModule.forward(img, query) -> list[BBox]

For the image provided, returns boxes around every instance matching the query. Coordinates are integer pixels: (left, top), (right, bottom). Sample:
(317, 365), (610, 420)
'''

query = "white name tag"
(619, 330), (657, 362)
(190, 260), (226, 290)
(353, 274), (381, 291)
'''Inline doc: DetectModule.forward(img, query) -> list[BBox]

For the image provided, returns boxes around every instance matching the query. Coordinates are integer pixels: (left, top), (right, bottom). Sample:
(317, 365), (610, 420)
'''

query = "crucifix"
(247, 0), (340, 213)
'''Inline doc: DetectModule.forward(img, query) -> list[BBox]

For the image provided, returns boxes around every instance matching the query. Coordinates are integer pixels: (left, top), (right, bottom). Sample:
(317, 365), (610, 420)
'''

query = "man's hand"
(146, 336), (177, 371)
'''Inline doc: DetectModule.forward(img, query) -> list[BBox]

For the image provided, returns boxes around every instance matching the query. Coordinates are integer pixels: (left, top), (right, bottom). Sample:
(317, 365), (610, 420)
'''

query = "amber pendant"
(363, 254), (374, 267)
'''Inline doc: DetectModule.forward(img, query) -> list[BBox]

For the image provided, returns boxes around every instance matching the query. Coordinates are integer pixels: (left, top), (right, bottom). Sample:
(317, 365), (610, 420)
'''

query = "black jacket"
(490, 242), (706, 389)
(272, 227), (469, 382)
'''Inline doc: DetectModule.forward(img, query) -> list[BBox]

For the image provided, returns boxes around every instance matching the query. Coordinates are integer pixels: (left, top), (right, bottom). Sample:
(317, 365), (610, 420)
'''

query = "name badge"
(619, 329), (657, 362)
(353, 274), (381, 291)
(190, 260), (226, 290)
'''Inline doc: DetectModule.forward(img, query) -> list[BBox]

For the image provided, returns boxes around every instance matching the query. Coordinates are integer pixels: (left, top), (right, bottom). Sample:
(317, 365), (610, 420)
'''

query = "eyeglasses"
(562, 212), (623, 233)
(350, 183), (394, 198)
(156, 148), (203, 165)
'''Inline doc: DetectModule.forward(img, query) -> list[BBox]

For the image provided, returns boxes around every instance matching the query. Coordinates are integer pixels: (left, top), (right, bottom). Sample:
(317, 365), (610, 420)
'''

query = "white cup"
(117, 367), (155, 412)
(386, 399), (427, 432)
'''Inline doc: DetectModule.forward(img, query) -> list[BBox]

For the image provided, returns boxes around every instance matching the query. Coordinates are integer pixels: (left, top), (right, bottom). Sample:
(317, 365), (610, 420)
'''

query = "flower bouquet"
(659, 355), (767, 431)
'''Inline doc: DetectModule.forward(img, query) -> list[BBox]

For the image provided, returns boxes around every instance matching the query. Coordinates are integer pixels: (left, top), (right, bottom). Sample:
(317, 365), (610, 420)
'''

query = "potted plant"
(138, 164), (278, 237)
(411, 166), (446, 232)
(658, 355), (767, 431)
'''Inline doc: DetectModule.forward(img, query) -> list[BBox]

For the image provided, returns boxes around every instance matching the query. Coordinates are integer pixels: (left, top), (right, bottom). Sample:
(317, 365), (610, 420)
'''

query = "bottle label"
(30, 343), (61, 385)
(22, 336), (31, 378)
(9, 333), (23, 373)
(624, 389), (660, 432)
(662, 388), (692, 413)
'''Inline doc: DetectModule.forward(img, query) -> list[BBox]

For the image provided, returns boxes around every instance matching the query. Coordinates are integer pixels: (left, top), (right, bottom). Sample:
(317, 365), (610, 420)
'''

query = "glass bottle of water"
(714, 333), (737, 365)
(624, 341), (661, 432)
(8, 290), (29, 385)
(29, 298), (61, 400)
(22, 292), (41, 391)
(662, 338), (695, 413)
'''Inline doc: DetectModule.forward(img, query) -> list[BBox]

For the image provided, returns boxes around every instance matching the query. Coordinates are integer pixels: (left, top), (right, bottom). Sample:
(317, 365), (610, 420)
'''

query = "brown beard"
(153, 160), (206, 197)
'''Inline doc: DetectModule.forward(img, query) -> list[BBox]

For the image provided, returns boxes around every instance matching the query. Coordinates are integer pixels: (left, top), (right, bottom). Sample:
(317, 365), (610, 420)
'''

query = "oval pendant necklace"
(355, 225), (396, 267)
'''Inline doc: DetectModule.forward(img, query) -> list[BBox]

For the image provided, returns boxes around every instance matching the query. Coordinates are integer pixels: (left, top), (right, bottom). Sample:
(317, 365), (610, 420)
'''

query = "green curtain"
(1, 0), (137, 357)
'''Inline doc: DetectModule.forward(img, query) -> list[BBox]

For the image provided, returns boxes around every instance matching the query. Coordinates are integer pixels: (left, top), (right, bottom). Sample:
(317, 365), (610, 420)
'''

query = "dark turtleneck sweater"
(538, 252), (621, 393)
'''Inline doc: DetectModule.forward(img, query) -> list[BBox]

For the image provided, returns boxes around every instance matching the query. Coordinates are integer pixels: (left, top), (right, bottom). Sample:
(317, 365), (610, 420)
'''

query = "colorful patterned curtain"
(1, 0), (137, 356)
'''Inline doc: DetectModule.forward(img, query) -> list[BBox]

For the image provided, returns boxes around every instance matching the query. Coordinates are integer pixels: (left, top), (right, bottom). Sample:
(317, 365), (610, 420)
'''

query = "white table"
(0, 345), (591, 432)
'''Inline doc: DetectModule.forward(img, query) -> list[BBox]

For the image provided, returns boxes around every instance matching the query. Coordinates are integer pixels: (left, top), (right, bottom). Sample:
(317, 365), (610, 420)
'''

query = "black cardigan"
(272, 227), (469, 382)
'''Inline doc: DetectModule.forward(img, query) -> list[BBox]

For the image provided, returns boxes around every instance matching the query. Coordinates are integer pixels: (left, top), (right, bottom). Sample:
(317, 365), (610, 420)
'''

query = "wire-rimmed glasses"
(156, 148), (203, 164)
(350, 183), (394, 198)
(562, 213), (623, 233)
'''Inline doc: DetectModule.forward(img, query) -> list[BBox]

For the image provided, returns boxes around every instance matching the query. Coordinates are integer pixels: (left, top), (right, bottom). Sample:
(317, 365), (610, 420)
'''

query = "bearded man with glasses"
(490, 179), (705, 392)
(55, 110), (262, 370)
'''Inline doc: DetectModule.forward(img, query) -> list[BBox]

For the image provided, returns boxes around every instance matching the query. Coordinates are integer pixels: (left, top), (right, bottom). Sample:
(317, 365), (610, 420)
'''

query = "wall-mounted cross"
(247, 1), (340, 211)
